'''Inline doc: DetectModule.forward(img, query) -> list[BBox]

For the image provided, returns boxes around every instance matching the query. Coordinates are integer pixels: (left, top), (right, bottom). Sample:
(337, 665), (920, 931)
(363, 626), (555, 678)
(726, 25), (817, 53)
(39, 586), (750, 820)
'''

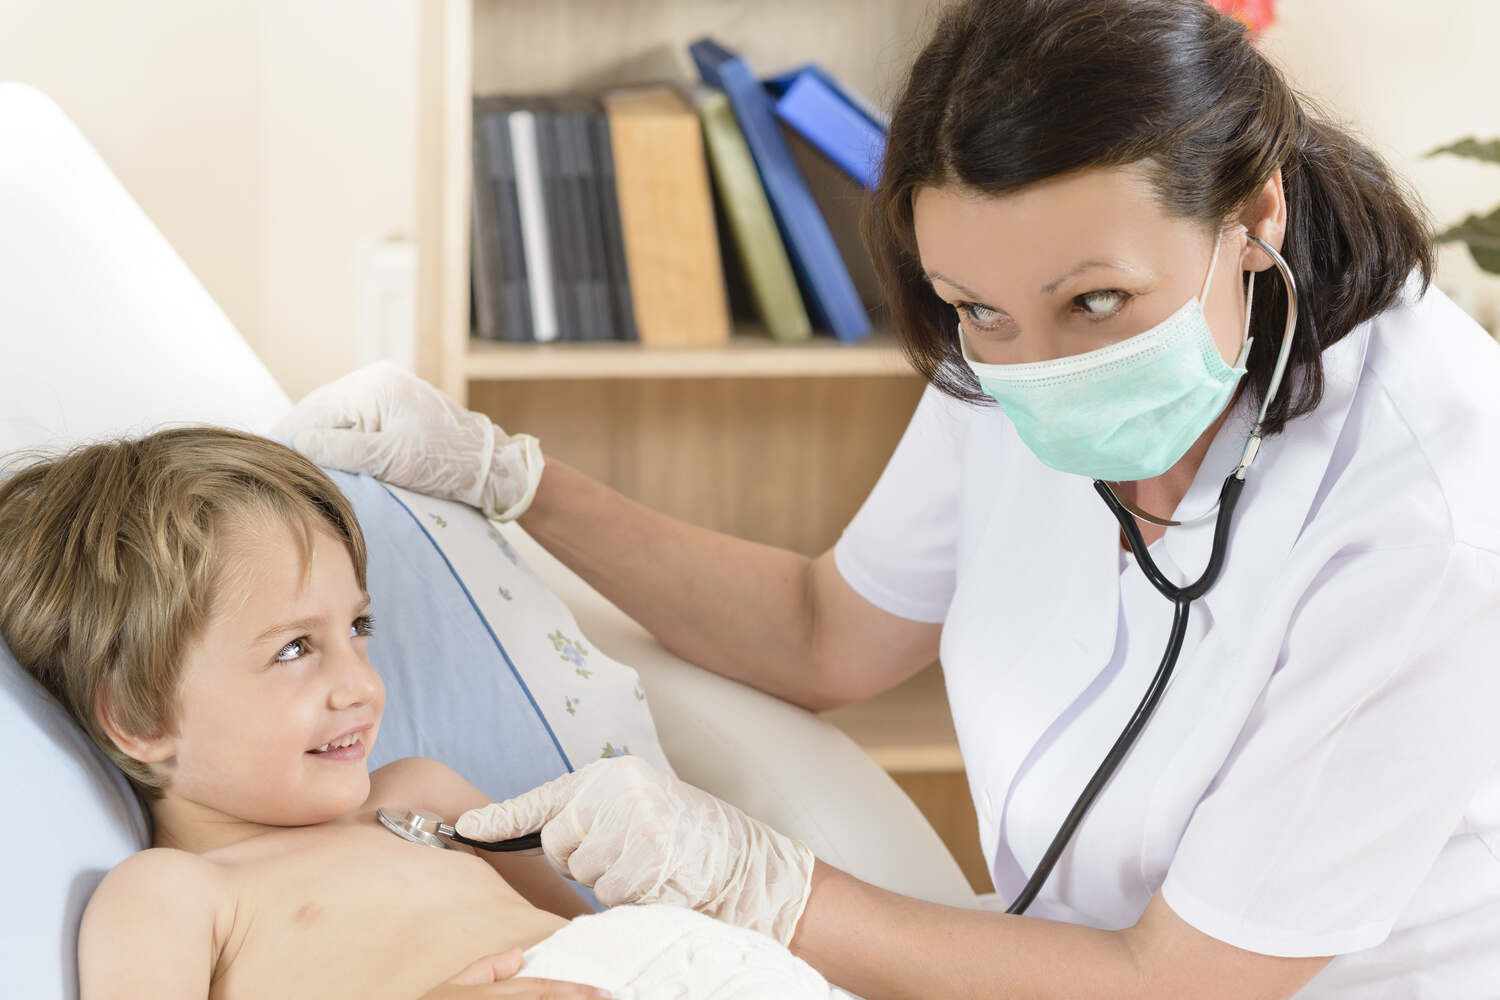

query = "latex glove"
(272, 361), (544, 522)
(456, 756), (817, 947)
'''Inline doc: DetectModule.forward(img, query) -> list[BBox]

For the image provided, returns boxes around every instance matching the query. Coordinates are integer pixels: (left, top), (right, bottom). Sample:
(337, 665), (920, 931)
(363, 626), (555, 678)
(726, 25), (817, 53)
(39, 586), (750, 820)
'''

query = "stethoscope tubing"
(1005, 475), (1242, 915)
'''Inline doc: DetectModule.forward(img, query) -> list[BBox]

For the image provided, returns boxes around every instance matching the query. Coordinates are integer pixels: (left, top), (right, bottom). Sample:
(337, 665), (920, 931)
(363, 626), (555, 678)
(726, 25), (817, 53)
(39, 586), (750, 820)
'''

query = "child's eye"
(274, 638), (310, 663)
(1074, 290), (1131, 319)
(352, 614), (376, 638)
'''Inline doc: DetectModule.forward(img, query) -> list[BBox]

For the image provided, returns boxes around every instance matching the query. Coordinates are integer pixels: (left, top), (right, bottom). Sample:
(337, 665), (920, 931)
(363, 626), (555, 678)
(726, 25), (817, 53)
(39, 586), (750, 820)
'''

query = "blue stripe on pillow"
(379, 482), (572, 771)
(324, 469), (571, 803)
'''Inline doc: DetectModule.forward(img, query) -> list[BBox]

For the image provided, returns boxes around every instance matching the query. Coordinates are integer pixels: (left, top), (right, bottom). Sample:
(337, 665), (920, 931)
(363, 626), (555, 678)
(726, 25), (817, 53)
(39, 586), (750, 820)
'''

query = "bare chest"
(208, 823), (568, 1000)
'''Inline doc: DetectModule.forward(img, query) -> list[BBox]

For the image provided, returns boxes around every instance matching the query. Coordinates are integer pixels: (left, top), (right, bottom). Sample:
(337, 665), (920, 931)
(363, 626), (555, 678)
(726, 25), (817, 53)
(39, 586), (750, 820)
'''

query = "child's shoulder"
(79, 849), (229, 990)
(370, 755), (492, 818)
(86, 847), (228, 923)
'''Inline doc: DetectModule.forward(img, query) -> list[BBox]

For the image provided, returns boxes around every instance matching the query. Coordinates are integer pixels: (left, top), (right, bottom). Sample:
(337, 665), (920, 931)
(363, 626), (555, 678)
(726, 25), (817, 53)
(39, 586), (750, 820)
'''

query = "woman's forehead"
(912, 165), (1195, 297)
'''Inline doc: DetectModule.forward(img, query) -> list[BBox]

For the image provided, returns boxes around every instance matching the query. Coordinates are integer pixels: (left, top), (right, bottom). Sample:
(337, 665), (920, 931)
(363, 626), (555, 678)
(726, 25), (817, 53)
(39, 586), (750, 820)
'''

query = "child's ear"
(94, 689), (177, 764)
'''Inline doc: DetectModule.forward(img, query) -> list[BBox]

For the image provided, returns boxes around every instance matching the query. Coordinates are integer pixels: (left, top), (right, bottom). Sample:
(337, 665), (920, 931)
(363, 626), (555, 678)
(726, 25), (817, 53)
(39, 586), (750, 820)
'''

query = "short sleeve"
(1161, 542), (1500, 957)
(833, 383), (965, 624)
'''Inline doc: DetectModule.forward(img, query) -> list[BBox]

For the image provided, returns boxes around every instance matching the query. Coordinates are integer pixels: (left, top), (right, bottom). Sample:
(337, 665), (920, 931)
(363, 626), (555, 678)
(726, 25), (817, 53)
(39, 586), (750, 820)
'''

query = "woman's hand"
(273, 360), (545, 522)
(419, 948), (611, 999)
(456, 756), (816, 947)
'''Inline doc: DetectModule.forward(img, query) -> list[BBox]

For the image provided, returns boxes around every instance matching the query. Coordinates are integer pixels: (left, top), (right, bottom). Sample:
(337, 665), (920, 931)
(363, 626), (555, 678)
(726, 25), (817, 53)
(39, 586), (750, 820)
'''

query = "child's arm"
(378, 757), (595, 919)
(77, 848), (222, 999)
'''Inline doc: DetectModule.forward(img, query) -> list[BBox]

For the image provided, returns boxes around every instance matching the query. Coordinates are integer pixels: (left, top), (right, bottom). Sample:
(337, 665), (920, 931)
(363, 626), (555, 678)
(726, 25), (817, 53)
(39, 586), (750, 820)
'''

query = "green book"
(691, 86), (812, 342)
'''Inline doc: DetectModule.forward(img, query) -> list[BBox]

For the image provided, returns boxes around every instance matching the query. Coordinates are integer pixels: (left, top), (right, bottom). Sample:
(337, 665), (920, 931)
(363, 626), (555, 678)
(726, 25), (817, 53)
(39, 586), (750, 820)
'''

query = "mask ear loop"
(1233, 269), (1256, 368)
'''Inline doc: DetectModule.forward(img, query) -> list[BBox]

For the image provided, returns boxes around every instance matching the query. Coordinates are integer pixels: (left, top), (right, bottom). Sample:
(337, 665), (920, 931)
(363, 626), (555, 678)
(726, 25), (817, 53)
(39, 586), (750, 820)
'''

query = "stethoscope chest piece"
(376, 806), (544, 855)
(378, 807), (455, 850)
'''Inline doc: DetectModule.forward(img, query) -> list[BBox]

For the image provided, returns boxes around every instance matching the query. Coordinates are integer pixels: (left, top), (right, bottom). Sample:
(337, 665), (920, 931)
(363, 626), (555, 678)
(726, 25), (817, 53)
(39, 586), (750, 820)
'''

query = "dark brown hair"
(0, 428), (366, 800)
(866, 0), (1434, 434)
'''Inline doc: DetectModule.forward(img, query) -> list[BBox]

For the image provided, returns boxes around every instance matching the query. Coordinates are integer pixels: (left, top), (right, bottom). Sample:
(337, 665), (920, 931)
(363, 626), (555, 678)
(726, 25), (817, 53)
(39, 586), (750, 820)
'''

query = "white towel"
(519, 904), (858, 999)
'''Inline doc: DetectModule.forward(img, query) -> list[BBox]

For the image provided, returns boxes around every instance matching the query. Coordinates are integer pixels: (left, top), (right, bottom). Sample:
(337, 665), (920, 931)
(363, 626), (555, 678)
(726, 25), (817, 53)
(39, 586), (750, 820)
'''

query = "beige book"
(603, 86), (731, 347)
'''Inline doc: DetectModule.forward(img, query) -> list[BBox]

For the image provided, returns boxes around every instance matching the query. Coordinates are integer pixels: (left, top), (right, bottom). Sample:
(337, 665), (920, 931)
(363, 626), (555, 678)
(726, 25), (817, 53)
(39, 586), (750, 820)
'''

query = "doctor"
(278, 0), (1500, 995)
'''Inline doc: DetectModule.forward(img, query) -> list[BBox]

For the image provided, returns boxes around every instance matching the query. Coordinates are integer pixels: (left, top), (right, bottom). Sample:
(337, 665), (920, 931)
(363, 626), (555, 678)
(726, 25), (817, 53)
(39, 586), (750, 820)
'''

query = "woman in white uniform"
(278, 0), (1500, 995)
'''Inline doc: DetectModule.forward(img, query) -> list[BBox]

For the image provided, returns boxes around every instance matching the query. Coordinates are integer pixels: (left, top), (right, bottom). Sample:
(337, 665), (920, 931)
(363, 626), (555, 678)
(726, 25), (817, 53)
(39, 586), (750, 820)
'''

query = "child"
(0, 428), (844, 999)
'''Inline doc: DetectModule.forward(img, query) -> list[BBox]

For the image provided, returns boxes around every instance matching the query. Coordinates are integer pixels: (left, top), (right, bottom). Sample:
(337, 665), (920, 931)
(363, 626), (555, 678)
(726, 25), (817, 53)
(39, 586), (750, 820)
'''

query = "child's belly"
(207, 824), (574, 1000)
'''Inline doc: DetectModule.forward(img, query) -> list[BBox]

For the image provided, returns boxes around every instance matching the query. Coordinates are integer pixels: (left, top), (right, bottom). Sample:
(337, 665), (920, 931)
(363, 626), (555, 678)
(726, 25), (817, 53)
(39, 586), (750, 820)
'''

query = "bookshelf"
(416, 0), (990, 891)
(420, 0), (943, 402)
(467, 330), (911, 380)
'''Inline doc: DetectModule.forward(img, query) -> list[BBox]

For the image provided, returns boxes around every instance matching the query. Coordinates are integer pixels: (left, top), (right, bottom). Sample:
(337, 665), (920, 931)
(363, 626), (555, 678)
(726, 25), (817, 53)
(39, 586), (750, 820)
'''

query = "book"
(602, 85), (731, 348)
(472, 98), (534, 341)
(532, 104), (580, 342)
(689, 86), (811, 343)
(764, 65), (888, 192)
(471, 104), (501, 340)
(555, 96), (615, 341)
(689, 38), (871, 342)
(507, 109), (560, 343)
(589, 110), (638, 341)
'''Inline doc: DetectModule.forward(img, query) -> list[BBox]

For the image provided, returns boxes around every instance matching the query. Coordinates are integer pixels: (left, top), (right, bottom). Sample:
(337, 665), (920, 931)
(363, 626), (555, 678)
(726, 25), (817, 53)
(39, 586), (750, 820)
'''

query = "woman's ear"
(94, 688), (177, 765)
(1238, 168), (1288, 272)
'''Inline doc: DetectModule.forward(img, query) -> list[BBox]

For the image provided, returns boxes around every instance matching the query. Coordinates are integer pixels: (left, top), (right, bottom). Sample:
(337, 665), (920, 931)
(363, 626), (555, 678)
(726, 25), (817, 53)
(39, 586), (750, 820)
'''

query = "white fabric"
(460, 755), (817, 947)
(835, 276), (1500, 995)
(520, 904), (855, 998)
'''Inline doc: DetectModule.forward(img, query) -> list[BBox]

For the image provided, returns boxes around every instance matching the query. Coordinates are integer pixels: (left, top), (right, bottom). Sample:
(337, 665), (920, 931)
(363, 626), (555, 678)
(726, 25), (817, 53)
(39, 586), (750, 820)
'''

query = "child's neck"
(149, 793), (359, 855)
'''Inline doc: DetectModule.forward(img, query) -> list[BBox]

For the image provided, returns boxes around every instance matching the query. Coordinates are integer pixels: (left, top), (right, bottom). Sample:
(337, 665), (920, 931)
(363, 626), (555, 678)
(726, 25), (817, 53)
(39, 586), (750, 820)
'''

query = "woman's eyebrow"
(928, 260), (1141, 302)
(924, 270), (987, 301)
(1040, 259), (1140, 295)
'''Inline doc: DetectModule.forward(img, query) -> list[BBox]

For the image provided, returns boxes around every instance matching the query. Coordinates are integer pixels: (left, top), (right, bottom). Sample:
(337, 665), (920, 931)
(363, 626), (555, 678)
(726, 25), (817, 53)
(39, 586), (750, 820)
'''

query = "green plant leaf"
(1425, 137), (1500, 164)
(1436, 206), (1500, 274)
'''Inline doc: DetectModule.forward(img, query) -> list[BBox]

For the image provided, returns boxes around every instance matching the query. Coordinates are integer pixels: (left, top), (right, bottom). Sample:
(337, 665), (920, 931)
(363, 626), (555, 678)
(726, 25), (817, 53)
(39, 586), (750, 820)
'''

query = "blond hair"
(0, 428), (367, 800)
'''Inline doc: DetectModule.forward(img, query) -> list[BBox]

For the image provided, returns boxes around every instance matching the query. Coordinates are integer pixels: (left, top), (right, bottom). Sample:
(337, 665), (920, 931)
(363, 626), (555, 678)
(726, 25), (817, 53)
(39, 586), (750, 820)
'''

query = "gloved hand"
(272, 360), (545, 522)
(456, 756), (817, 947)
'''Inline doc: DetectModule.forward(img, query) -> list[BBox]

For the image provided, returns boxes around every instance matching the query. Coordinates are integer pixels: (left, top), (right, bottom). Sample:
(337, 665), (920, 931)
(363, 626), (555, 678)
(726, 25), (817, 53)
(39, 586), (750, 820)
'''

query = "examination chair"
(0, 83), (977, 997)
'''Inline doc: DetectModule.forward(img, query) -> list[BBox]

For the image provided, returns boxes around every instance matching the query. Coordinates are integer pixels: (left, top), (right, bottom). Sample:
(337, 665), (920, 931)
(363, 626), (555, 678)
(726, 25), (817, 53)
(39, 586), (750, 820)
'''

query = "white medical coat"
(834, 277), (1500, 996)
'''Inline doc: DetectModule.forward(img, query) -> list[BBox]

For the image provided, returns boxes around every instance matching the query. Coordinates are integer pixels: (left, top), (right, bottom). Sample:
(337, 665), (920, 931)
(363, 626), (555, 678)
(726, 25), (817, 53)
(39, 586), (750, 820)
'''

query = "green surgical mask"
(962, 225), (1252, 483)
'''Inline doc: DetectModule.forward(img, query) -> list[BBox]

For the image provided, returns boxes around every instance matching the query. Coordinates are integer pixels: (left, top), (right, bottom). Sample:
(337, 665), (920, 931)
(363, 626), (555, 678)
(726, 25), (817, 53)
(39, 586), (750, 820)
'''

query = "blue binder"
(690, 38), (871, 342)
(765, 65), (888, 191)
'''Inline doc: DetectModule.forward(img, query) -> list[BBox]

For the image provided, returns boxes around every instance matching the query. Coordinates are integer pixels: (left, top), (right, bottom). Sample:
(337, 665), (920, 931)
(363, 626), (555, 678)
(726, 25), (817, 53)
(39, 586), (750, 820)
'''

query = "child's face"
(161, 516), (385, 827)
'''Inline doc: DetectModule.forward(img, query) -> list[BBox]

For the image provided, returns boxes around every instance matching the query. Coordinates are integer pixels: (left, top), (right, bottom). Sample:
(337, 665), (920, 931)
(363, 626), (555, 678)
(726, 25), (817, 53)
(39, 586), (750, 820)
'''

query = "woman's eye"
(274, 638), (310, 663)
(351, 615), (376, 638)
(956, 302), (1009, 332)
(1075, 290), (1130, 318)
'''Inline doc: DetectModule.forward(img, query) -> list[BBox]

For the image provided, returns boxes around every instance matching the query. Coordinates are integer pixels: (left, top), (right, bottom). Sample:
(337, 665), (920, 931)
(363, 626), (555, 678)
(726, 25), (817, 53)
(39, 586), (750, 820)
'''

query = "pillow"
(3, 466), (671, 998)
(0, 639), (149, 1000)
(333, 470), (673, 786)
(375, 479), (671, 776)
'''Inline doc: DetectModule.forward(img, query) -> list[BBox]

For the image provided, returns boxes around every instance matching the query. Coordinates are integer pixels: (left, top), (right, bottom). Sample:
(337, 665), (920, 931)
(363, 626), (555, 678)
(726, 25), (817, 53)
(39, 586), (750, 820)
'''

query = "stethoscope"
(1006, 233), (1299, 916)
(377, 806), (543, 855)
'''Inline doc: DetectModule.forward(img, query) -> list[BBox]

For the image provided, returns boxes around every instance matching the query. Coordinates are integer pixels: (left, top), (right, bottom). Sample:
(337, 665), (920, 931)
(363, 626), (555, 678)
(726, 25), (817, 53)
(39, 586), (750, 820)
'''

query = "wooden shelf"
(465, 329), (915, 381)
(820, 663), (963, 774)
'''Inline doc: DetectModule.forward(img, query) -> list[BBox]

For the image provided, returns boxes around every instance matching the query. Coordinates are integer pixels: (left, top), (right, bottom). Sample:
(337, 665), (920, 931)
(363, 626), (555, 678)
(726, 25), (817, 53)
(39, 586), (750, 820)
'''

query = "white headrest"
(0, 83), (290, 457)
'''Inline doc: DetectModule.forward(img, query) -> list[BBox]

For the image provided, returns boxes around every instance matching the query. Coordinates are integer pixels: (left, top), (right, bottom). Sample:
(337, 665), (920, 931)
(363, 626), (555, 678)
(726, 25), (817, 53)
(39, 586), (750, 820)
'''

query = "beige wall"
(3, 1), (1496, 400)
(1260, 0), (1500, 327)
(2, 0), (419, 400)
